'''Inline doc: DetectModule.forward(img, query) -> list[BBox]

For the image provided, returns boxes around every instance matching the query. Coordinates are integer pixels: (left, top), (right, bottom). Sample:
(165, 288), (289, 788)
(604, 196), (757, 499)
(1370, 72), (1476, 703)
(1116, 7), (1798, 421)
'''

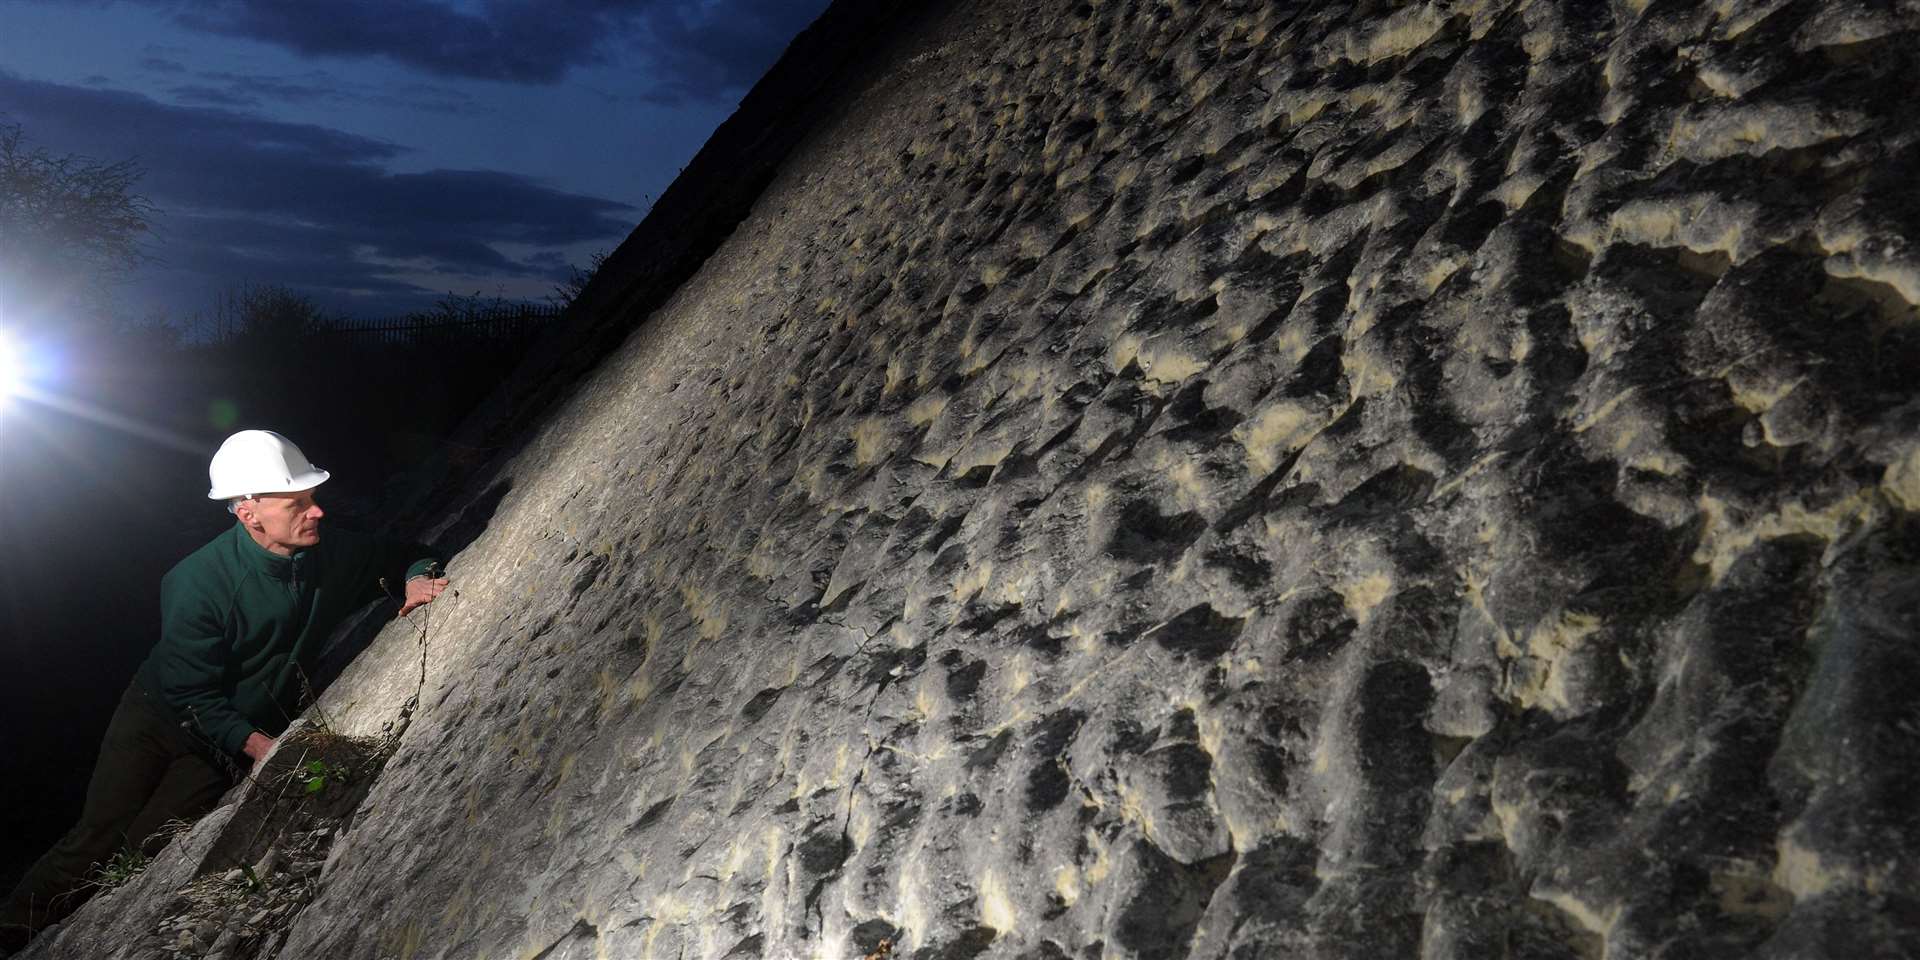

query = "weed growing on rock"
(72, 816), (197, 903)
(257, 728), (389, 824)
(83, 846), (149, 891)
(299, 758), (347, 796)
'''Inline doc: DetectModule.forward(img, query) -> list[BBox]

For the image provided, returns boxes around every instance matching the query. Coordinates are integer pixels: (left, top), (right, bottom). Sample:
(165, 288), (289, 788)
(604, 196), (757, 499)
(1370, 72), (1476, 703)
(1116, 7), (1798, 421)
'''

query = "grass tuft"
(83, 846), (149, 891)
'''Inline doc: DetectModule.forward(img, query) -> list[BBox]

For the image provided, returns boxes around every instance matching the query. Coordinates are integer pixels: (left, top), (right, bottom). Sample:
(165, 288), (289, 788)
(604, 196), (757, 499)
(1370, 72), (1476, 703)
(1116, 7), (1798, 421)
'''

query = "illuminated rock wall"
(32, 1), (1920, 957)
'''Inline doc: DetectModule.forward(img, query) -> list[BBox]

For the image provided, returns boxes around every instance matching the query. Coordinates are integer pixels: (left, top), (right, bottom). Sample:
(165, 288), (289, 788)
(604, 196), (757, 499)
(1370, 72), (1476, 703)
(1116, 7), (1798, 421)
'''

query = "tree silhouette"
(207, 282), (327, 344)
(0, 122), (154, 327)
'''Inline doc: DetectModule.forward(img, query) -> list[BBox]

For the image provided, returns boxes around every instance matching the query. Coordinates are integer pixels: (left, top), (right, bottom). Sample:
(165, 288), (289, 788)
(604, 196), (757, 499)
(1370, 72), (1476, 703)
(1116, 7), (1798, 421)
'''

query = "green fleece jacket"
(133, 523), (438, 758)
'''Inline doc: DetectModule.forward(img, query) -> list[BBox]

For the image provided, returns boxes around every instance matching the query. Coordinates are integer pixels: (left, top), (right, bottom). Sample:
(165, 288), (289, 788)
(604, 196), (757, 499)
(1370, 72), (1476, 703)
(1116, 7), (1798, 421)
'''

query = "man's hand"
(243, 731), (276, 773)
(401, 576), (450, 617)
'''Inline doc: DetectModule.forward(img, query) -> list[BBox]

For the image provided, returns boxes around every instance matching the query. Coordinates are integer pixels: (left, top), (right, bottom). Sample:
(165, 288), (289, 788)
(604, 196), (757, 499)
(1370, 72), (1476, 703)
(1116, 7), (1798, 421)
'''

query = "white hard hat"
(207, 429), (330, 500)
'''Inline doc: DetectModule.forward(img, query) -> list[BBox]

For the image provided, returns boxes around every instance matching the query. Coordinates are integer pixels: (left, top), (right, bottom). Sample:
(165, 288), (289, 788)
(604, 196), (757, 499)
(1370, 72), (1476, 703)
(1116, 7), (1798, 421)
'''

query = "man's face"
(238, 488), (324, 556)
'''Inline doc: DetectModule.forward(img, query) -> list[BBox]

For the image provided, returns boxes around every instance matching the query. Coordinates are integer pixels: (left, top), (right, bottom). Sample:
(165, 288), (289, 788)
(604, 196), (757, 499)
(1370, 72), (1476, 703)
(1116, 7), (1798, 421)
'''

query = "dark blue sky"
(0, 0), (832, 324)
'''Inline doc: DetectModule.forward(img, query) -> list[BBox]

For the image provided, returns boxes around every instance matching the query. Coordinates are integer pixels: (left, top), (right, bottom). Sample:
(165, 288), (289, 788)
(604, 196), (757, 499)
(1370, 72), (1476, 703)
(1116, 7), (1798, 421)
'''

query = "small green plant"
(85, 846), (149, 890)
(301, 758), (349, 795)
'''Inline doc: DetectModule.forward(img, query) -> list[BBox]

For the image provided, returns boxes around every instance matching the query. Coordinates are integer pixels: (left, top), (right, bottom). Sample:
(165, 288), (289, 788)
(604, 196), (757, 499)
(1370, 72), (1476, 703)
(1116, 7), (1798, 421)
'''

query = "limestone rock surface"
(28, 0), (1920, 957)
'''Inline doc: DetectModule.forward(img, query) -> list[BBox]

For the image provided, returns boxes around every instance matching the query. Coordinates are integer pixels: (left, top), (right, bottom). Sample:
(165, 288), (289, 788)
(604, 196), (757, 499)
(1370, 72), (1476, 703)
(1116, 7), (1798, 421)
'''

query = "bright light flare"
(0, 328), (204, 452)
(0, 329), (24, 404)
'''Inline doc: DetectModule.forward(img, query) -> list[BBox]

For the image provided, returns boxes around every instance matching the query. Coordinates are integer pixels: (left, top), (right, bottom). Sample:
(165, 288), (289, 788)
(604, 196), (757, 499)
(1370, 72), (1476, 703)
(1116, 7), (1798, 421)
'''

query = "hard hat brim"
(207, 467), (331, 500)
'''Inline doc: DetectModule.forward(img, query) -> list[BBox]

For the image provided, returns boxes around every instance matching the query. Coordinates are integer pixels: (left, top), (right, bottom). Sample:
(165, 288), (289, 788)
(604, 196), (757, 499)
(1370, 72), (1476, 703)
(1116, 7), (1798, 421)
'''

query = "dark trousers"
(1, 684), (232, 933)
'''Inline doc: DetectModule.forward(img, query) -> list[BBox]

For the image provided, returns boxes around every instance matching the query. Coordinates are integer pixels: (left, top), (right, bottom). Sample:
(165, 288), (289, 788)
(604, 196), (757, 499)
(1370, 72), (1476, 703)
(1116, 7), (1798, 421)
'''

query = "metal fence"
(321, 301), (566, 348)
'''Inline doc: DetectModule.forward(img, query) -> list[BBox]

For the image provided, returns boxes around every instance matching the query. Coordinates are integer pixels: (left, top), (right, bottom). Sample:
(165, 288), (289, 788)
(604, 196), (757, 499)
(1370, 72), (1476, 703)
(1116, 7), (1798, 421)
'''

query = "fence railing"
(320, 302), (565, 348)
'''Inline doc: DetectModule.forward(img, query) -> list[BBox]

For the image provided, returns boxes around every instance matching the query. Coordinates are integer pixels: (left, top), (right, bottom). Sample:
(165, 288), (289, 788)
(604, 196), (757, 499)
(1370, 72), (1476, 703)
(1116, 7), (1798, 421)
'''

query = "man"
(0, 430), (449, 947)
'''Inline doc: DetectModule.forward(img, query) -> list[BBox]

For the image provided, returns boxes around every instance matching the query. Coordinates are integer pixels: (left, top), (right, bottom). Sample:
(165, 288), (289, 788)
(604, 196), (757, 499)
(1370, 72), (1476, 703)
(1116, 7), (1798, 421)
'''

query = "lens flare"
(0, 329), (201, 452)
(0, 329), (24, 403)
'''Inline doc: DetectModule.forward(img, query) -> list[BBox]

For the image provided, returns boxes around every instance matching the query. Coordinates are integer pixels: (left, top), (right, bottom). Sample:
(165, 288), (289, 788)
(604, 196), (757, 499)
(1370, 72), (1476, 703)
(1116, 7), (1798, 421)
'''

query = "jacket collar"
(228, 523), (315, 582)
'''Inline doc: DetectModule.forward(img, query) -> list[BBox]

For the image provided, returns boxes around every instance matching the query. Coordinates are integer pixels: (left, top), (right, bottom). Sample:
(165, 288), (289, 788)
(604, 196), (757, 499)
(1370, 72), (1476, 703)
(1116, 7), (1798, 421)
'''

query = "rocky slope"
(27, 0), (1920, 957)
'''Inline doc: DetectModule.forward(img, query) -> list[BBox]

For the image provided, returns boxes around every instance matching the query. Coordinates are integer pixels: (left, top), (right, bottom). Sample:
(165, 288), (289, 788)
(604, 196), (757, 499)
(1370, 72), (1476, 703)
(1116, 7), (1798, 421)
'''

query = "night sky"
(0, 0), (834, 325)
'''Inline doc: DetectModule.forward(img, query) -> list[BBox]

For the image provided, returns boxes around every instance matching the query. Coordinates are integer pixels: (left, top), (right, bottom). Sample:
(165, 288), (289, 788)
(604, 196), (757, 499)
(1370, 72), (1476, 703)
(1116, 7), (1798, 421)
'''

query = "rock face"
(28, 0), (1920, 957)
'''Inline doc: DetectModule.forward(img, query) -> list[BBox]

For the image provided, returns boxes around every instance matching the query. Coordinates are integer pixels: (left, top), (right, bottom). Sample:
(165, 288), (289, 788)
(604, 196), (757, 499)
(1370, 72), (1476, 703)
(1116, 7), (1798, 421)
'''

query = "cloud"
(194, 71), (334, 105)
(140, 57), (188, 74)
(176, 69), (487, 115)
(167, 84), (260, 108)
(25, 0), (833, 103)
(0, 73), (633, 315)
(522, 250), (572, 271)
(171, 0), (611, 84)
(375, 82), (484, 116)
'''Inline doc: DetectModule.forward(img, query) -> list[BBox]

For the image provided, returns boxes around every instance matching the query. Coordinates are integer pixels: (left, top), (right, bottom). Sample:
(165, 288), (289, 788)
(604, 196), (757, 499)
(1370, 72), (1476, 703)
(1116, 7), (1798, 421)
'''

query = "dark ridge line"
(391, 0), (965, 540)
